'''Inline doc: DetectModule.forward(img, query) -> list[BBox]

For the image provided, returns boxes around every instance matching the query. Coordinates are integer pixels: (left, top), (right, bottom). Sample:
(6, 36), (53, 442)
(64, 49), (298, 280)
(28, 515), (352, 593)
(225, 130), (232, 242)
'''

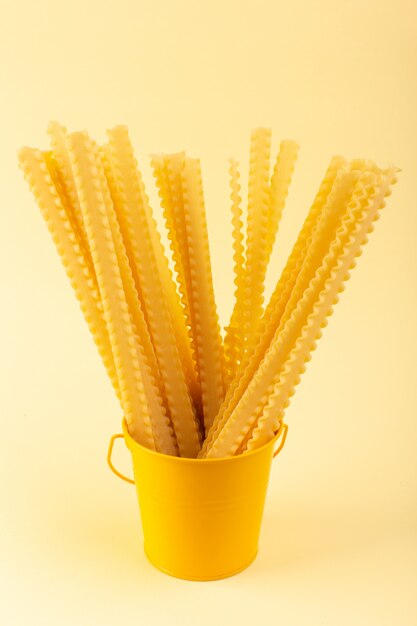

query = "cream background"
(1, 1), (416, 624)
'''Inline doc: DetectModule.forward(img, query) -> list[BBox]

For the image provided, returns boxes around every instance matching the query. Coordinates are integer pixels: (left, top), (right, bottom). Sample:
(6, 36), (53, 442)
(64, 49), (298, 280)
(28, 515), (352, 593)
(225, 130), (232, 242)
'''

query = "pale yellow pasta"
(66, 131), (155, 450)
(181, 157), (225, 435)
(95, 142), (178, 456)
(19, 122), (399, 459)
(163, 152), (195, 320)
(105, 127), (201, 457)
(200, 156), (347, 456)
(205, 168), (395, 458)
(245, 166), (398, 451)
(223, 159), (245, 388)
(150, 153), (202, 418)
(244, 128), (271, 340)
(18, 147), (122, 403)
(47, 122), (90, 254)
(264, 139), (299, 273)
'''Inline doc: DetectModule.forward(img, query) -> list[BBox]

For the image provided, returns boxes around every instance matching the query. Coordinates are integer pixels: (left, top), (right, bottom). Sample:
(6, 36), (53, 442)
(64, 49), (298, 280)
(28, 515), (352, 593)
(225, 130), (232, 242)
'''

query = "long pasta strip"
(261, 156), (347, 333)
(66, 131), (155, 449)
(47, 122), (90, 254)
(264, 140), (299, 271)
(246, 166), (398, 451)
(100, 144), (150, 332)
(222, 130), (272, 382)
(95, 143), (178, 455)
(18, 147), (121, 402)
(206, 169), (390, 457)
(106, 127), (201, 457)
(162, 153), (203, 411)
(163, 153), (194, 315)
(200, 156), (346, 456)
(181, 158), (225, 434)
(224, 141), (299, 375)
(223, 159), (245, 388)
(244, 127), (272, 338)
(203, 167), (365, 457)
(45, 151), (93, 275)
(101, 143), (163, 397)
(150, 154), (193, 333)
(233, 165), (365, 451)
(149, 153), (201, 416)
(274, 167), (362, 332)
(141, 158), (200, 416)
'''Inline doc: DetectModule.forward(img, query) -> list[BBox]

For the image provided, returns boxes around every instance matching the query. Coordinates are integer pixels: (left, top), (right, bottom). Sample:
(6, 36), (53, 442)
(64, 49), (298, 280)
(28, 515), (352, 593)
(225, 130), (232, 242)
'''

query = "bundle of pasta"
(202, 158), (398, 457)
(18, 124), (398, 459)
(19, 125), (203, 457)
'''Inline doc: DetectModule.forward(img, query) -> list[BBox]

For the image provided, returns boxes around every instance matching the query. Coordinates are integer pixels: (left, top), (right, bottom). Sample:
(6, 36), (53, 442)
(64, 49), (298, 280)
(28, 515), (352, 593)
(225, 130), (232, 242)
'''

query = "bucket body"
(121, 419), (280, 581)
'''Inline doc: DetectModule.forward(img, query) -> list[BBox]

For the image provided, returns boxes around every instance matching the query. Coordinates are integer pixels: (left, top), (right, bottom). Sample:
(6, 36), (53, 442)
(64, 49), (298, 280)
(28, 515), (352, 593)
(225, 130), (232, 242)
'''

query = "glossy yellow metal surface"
(108, 419), (287, 581)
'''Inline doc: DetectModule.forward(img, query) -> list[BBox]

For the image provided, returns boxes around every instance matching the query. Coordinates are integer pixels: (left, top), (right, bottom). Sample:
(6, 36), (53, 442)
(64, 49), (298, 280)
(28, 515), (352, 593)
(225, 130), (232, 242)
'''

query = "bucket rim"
(122, 418), (284, 464)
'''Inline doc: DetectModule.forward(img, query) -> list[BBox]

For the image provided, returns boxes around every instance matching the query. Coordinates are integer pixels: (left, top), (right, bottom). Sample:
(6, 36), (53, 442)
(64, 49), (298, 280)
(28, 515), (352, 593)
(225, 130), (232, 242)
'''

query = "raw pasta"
(19, 125), (398, 458)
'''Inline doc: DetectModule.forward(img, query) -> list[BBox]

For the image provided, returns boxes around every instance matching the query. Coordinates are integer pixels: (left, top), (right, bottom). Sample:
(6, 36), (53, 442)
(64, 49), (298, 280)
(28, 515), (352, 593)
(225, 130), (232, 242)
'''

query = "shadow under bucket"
(108, 418), (288, 581)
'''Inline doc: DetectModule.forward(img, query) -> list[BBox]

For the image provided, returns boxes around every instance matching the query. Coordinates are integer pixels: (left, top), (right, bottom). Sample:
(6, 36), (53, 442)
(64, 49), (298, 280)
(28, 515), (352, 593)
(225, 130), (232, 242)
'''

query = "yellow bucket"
(108, 418), (288, 581)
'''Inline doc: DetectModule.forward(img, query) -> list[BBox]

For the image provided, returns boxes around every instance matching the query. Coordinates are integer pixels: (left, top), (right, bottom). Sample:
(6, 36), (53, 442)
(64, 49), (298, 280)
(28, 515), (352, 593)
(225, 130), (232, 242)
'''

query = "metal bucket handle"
(107, 422), (288, 484)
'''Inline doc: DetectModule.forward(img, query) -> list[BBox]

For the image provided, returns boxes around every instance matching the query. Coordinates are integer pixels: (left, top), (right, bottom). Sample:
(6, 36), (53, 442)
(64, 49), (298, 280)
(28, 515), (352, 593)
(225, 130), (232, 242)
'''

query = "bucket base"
(143, 545), (259, 582)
